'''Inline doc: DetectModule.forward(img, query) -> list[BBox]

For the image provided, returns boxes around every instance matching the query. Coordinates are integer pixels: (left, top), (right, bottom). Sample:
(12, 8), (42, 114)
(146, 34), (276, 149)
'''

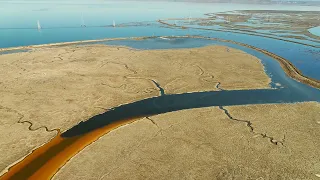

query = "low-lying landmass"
(0, 41), (319, 179)
(53, 102), (320, 180)
(0, 43), (270, 176)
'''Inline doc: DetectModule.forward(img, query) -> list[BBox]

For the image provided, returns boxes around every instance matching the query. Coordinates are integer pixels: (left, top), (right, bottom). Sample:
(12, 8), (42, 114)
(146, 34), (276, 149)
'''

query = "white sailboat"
(37, 20), (41, 30)
(159, 36), (170, 40)
(113, 20), (116, 27)
(81, 15), (86, 27)
(226, 16), (230, 24)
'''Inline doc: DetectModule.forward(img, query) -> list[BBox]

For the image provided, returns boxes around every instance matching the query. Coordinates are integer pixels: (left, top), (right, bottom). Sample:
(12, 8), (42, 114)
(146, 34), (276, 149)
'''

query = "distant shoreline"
(0, 36), (191, 52)
(0, 37), (135, 52)
(157, 19), (320, 48)
(113, 0), (320, 6)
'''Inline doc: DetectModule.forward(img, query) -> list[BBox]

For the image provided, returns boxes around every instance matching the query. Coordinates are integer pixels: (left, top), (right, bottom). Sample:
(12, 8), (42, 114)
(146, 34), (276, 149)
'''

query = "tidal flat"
(1, 36), (320, 180)
(0, 43), (271, 176)
(54, 102), (320, 180)
(1, 0), (320, 179)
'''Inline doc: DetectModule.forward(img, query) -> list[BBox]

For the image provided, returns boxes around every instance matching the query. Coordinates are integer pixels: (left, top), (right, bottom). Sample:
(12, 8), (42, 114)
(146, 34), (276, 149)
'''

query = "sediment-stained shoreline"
(0, 118), (140, 180)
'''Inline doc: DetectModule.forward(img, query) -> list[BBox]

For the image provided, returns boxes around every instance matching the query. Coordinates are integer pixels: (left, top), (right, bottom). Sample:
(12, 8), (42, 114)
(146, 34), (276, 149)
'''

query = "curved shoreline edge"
(1, 35), (319, 89)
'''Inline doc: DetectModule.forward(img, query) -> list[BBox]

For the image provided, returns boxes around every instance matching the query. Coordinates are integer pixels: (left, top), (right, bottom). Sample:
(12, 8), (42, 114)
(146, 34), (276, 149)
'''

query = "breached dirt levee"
(0, 43), (271, 178)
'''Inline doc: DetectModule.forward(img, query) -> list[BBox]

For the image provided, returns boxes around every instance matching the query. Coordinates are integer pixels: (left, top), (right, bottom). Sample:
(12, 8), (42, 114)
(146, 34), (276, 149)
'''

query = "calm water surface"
(1, 0), (319, 80)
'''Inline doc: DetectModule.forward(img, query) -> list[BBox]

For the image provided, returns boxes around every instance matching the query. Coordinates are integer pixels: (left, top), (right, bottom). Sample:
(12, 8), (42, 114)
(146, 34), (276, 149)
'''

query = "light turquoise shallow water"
(309, 26), (320, 37)
(0, 0), (319, 80)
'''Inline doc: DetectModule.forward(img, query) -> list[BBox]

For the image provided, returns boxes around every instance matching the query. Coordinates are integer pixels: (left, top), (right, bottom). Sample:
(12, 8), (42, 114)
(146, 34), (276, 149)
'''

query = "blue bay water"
(0, 0), (319, 80)
(1, 1), (319, 29)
